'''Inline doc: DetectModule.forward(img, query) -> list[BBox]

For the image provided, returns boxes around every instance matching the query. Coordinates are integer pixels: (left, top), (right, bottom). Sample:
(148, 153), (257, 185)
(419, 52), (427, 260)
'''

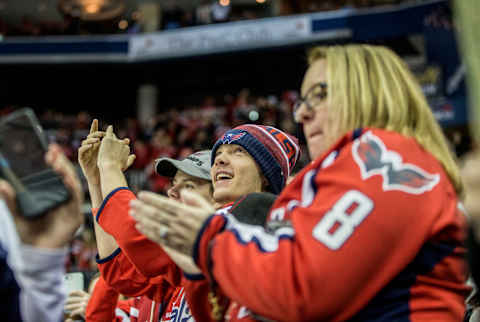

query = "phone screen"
(0, 109), (49, 180)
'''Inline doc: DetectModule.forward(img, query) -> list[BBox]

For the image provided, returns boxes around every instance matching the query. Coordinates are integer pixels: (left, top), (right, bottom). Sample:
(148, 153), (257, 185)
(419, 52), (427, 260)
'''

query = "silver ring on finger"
(157, 226), (169, 239)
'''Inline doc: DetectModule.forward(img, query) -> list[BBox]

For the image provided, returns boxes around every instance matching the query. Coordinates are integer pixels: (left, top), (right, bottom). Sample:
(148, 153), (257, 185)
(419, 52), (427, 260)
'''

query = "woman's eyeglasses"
(293, 82), (328, 122)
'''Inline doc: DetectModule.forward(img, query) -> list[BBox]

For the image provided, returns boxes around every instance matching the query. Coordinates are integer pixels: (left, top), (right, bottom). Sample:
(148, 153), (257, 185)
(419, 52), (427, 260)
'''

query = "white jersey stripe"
(224, 213), (295, 252)
(129, 307), (139, 317)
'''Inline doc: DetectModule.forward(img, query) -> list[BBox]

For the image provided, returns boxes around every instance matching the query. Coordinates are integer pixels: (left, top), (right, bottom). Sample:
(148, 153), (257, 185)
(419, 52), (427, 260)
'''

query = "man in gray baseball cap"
(155, 150), (214, 203)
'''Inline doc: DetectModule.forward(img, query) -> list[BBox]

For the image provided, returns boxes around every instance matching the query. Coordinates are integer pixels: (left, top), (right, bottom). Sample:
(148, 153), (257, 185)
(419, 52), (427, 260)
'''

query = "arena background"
(0, 0), (472, 277)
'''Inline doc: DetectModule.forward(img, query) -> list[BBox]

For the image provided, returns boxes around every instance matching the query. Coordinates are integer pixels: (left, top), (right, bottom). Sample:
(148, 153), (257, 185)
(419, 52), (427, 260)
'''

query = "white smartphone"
(64, 272), (85, 294)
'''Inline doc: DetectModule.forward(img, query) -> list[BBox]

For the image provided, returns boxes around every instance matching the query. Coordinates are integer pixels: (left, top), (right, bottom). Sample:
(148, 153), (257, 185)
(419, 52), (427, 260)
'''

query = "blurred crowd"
(1, 82), (471, 276)
(27, 88), (305, 194)
(0, 0), (432, 37)
(1, 88), (308, 275)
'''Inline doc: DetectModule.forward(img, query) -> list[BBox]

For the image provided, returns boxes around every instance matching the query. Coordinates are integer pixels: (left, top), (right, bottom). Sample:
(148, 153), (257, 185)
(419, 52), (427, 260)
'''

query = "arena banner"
(128, 15), (350, 60)
(0, 0), (446, 64)
(0, 36), (129, 63)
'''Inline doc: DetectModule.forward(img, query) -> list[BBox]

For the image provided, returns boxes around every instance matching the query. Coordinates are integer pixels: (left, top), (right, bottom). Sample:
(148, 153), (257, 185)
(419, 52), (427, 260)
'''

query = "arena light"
(118, 19), (128, 30)
(256, 0), (266, 3)
(58, 0), (125, 22)
(85, 3), (100, 14)
(219, 0), (230, 7)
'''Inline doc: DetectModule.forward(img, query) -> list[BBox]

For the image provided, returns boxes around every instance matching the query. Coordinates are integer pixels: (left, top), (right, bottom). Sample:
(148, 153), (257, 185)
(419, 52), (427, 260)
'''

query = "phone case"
(0, 108), (71, 218)
(64, 272), (85, 294)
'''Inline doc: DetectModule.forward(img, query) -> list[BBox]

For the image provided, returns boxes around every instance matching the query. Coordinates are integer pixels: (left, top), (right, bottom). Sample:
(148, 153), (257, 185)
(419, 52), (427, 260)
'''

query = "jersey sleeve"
(195, 134), (466, 321)
(97, 248), (171, 300)
(96, 187), (182, 285)
(85, 276), (118, 322)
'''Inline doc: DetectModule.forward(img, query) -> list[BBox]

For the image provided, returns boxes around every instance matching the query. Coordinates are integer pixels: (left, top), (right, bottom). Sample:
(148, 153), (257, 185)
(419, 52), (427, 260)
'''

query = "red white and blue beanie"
(211, 124), (301, 194)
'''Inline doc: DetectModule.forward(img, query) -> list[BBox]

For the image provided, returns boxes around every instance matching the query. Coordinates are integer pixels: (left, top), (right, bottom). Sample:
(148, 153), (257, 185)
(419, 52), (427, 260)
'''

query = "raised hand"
(130, 190), (215, 257)
(97, 125), (136, 172)
(78, 119), (105, 185)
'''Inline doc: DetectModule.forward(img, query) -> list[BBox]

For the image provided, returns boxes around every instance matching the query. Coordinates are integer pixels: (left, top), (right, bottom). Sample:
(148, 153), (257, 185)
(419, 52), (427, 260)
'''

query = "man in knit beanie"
(130, 124), (301, 321)
(87, 121), (301, 322)
(211, 124), (301, 196)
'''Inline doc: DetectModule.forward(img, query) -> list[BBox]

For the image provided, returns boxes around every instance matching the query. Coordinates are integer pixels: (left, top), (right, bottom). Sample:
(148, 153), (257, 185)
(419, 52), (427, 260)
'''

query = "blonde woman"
(131, 44), (470, 321)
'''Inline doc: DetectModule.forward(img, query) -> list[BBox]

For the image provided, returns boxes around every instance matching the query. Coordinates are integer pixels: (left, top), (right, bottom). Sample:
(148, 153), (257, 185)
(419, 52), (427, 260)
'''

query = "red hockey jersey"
(95, 189), (233, 322)
(85, 275), (165, 322)
(194, 128), (471, 321)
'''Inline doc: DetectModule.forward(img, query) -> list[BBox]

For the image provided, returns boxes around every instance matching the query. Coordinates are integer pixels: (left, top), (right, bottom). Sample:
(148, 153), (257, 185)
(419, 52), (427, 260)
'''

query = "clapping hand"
(130, 190), (215, 258)
(79, 120), (135, 183)
(78, 119), (105, 185)
(97, 125), (135, 172)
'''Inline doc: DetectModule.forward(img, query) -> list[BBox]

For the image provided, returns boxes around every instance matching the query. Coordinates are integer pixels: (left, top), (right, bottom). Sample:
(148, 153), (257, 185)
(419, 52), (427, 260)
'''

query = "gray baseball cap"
(155, 150), (211, 181)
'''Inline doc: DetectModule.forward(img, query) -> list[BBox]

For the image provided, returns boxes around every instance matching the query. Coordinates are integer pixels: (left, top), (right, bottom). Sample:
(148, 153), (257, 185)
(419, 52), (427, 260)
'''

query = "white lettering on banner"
(129, 16), (350, 60)
(167, 28), (270, 50)
(433, 109), (455, 121)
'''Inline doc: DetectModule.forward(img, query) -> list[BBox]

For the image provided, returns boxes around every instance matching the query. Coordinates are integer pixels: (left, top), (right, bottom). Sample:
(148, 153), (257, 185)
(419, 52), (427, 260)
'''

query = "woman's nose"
(294, 101), (312, 123)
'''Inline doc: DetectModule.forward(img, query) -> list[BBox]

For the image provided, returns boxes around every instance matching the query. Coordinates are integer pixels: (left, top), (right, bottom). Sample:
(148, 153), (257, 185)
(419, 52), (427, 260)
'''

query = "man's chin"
(213, 188), (238, 205)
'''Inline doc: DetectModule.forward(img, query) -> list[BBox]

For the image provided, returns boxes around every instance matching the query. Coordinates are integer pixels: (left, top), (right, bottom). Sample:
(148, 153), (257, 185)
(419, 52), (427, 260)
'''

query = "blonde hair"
(307, 44), (463, 195)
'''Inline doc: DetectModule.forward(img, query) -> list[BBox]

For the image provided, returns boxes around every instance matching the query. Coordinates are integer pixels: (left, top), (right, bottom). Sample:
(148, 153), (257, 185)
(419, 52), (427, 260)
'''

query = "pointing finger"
(90, 119), (98, 135)
(125, 154), (136, 170)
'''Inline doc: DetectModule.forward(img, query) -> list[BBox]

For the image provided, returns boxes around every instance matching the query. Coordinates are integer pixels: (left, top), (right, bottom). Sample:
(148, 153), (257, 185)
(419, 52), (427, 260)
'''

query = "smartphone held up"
(0, 108), (71, 219)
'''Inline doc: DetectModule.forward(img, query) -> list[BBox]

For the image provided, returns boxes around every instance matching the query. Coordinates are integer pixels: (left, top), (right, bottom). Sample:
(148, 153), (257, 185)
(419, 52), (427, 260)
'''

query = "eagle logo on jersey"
(221, 131), (246, 144)
(352, 131), (440, 194)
